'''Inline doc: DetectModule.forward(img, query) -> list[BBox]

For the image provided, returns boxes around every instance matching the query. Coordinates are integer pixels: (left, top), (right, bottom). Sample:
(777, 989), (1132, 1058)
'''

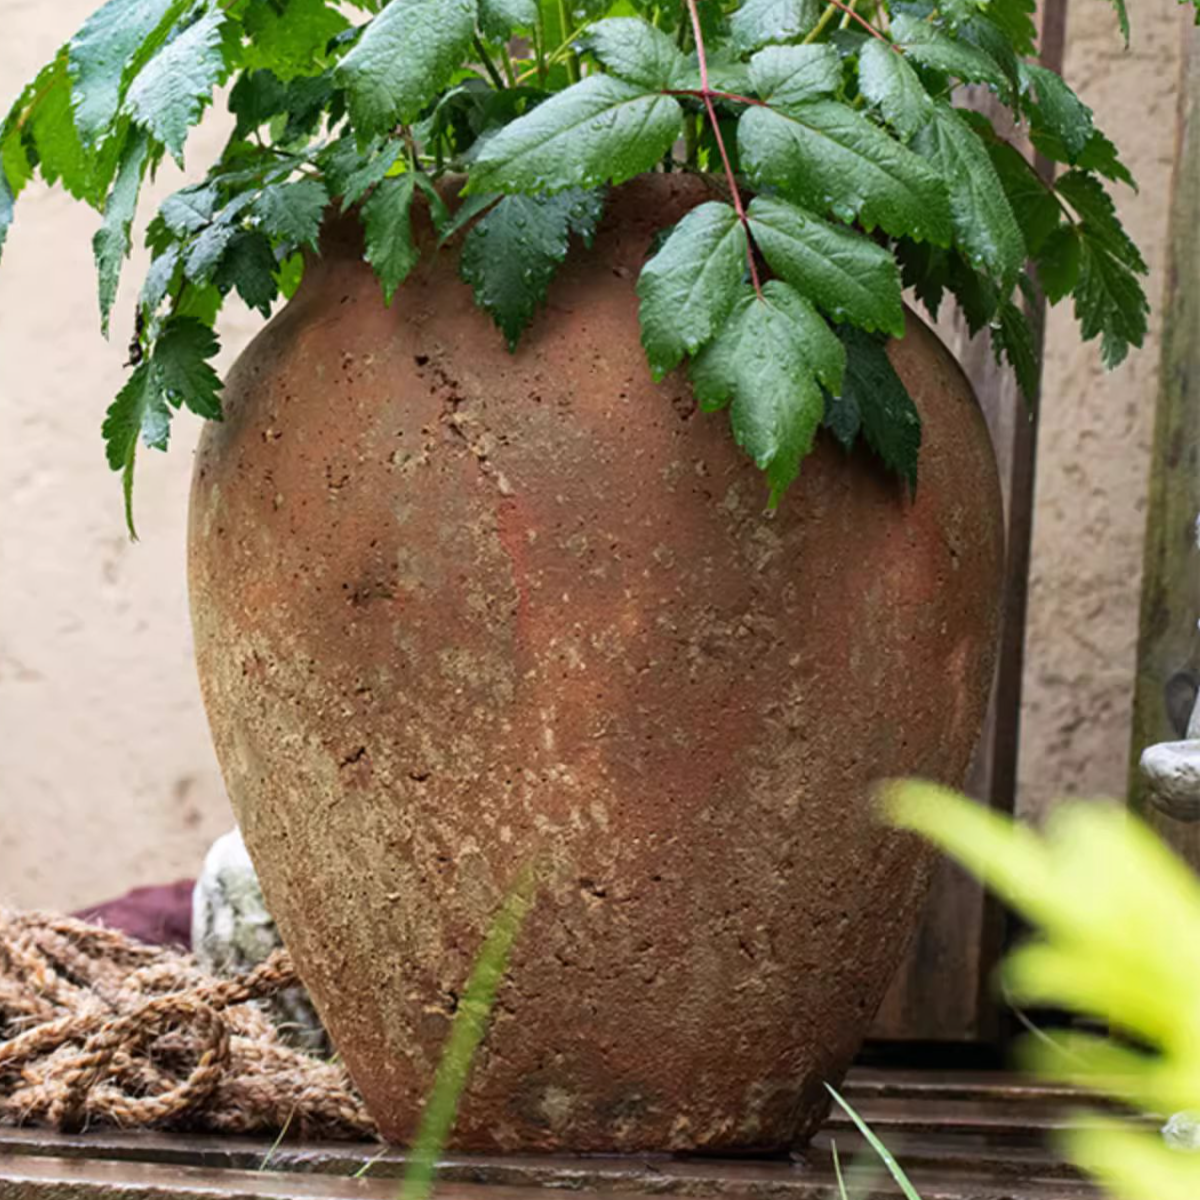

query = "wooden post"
(1128, 15), (1200, 862)
(871, 0), (1068, 1043)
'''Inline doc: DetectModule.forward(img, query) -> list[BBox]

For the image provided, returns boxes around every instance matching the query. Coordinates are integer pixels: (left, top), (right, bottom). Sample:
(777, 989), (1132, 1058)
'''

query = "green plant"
(0, 0), (1179, 531)
(888, 781), (1200, 1200)
(400, 863), (537, 1200)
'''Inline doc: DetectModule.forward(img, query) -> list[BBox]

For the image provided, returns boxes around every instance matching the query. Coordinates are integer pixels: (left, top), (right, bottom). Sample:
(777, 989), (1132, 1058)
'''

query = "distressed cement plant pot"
(188, 174), (1004, 1154)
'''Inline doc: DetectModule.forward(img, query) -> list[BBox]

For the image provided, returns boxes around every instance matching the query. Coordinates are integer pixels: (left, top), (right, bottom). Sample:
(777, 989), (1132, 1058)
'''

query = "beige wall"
(0, 0), (1182, 910)
(0, 0), (258, 910)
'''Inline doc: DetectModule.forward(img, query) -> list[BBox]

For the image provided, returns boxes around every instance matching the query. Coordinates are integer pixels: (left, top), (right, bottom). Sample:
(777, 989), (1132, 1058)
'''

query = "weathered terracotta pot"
(189, 175), (1003, 1153)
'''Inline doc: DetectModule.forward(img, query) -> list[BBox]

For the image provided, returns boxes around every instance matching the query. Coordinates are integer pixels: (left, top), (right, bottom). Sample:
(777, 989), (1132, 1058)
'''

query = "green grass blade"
(399, 864), (538, 1200)
(826, 1085), (924, 1200)
(831, 1139), (850, 1200)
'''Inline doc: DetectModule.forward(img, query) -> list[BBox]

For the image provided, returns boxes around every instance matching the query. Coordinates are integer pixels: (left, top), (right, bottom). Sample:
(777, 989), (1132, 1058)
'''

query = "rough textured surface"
(0, 0), (1181, 926)
(189, 175), (1003, 1153)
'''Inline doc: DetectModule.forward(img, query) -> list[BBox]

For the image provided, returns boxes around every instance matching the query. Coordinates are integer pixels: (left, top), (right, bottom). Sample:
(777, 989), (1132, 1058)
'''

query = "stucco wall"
(0, 0), (1182, 910)
(0, 0), (258, 911)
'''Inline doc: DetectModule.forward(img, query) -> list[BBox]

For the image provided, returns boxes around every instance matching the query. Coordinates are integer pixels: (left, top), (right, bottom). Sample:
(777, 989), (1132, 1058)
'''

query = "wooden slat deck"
(0, 1072), (1108, 1200)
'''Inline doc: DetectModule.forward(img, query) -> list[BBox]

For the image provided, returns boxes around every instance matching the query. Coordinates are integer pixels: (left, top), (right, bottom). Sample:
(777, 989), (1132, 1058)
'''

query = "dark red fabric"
(72, 879), (195, 950)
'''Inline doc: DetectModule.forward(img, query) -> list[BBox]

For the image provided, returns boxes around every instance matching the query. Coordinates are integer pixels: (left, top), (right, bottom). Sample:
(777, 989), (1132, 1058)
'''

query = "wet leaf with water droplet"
(468, 75), (683, 196)
(690, 280), (844, 505)
(637, 201), (747, 379)
(460, 189), (605, 348)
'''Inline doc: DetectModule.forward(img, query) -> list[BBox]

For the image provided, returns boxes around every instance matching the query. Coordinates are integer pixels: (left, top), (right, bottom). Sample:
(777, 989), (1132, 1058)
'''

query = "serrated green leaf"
(438, 191), (501, 244)
(834, 324), (921, 490)
(461, 190), (593, 348)
(468, 75), (683, 195)
(948, 253), (1001, 334)
(253, 178), (329, 247)
(276, 73), (337, 143)
(1074, 238), (1148, 368)
(277, 250), (305, 299)
(229, 68), (288, 138)
(103, 359), (170, 537)
(1032, 126), (1135, 188)
(93, 127), (149, 335)
(636, 201), (747, 378)
(1, 122), (33, 198)
(125, 6), (228, 162)
(102, 313), (222, 534)
(141, 244), (182, 314)
(890, 13), (1009, 92)
(242, 0), (349, 82)
(68, 0), (177, 147)
(153, 314), (223, 418)
(184, 217), (238, 283)
(822, 385), (860, 450)
(1073, 130), (1136, 188)
(748, 45), (842, 107)
(586, 18), (688, 89)
(986, 0), (1038, 56)
(338, 0), (476, 135)
(1055, 169), (1145, 273)
(361, 173), (419, 304)
(29, 57), (105, 206)
(177, 194), (253, 285)
(564, 186), (605, 246)
(913, 103), (1024, 283)
(895, 236), (951, 321)
(738, 101), (952, 244)
(214, 230), (279, 314)
(1021, 61), (1093, 159)
(939, 0), (988, 23)
(161, 183), (218, 234)
(1105, 0), (1131, 45)
(0, 170), (13, 260)
(1036, 224), (1082, 303)
(691, 280), (842, 504)
(956, 15), (1022, 104)
(320, 136), (403, 212)
(857, 39), (935, 142)
(986, 139), (1061, 257)
(993, 296), (1039, 400)
(747, 194), (905, 336)
(175, 279), (223, 324)
(103, 361), (169, 478)
(479, 0), (538, 39)
(731, 0), (821, 54)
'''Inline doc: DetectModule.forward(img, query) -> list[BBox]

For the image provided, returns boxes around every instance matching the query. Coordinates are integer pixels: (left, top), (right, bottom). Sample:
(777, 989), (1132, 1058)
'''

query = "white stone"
(192, 828), (327, 1050)
(1140, 741), (1200, 822)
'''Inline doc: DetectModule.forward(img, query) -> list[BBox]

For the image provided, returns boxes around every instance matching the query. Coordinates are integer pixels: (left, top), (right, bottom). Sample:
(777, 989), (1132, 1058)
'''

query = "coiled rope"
(0, 908), (375, 1138)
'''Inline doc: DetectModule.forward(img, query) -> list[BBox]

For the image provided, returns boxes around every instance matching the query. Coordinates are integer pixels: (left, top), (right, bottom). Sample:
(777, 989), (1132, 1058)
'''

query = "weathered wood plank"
(872, 0), (1069, 1043)
(0, 1152), (1101, 1200)
(0, 1072), (1107, 1200)
(1128, 15), (1200, 862)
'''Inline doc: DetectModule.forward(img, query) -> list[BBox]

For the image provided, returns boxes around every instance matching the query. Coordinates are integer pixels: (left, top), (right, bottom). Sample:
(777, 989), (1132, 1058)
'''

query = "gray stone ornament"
(192, 828), (328, 1052)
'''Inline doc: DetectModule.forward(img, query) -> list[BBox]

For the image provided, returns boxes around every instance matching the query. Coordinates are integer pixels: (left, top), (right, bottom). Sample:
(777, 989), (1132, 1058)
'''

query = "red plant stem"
(826, 0), (893, 44)
(684, 0), (763, 298)
(666, 88), (767, 107)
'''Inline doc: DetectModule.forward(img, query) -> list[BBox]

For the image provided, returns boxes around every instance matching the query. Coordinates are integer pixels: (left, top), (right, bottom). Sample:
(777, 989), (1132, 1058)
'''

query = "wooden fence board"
(1128, 15), (1200, 863)
(872, 0), (1069, 1044)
